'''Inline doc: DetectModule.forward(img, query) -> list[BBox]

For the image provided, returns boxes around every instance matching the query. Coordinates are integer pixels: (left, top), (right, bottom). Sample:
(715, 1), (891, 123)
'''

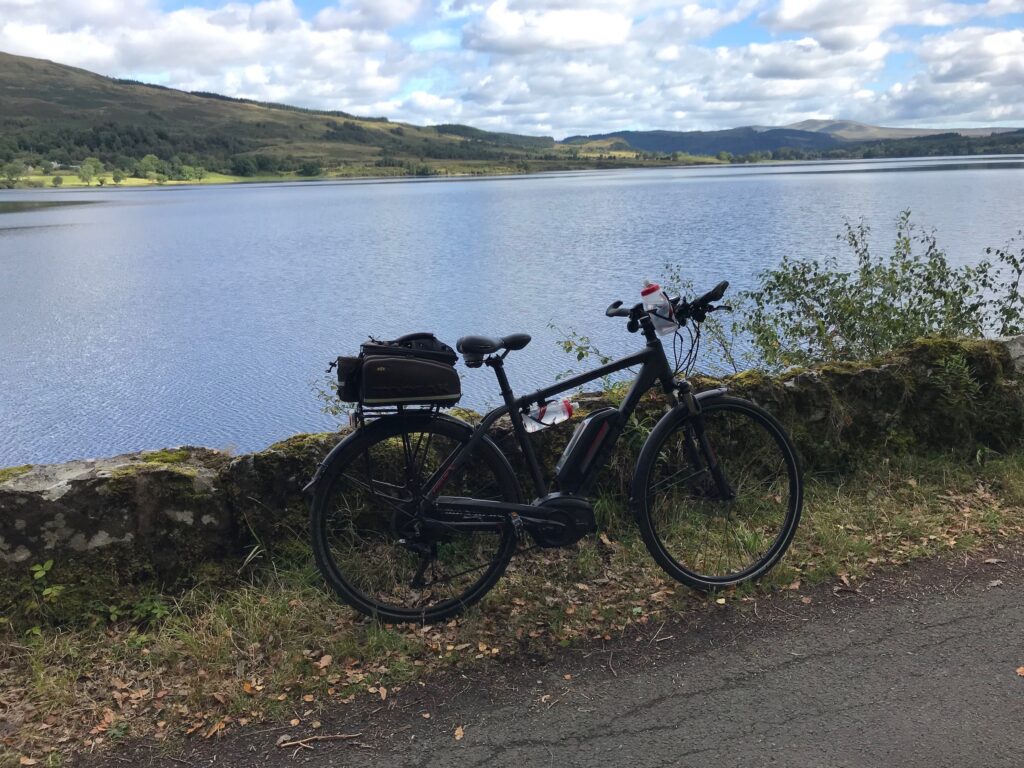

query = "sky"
(1, 0), (1023, 138)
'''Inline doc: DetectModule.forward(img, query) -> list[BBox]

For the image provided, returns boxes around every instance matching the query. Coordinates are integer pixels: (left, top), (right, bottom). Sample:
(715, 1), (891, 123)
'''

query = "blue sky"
(2, 0), (1022, 136)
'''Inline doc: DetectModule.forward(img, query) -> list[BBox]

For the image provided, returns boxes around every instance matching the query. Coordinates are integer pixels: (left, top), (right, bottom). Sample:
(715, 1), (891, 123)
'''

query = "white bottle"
(522, 399), (577, 433)
(641, 280), (678, 336)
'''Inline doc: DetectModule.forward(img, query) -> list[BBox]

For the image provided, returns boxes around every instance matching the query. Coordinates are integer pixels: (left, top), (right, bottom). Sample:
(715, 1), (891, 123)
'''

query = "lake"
(2, 156), (1023, 465)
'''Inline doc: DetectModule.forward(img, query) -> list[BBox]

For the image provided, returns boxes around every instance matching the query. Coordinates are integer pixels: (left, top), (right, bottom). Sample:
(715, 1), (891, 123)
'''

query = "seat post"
(489, 355), (516, 402)
(487, 356), (547, 497)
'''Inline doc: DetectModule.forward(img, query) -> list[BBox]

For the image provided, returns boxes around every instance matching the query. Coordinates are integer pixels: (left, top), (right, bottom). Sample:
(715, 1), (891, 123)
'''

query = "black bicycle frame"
(427, 321), (681, 505)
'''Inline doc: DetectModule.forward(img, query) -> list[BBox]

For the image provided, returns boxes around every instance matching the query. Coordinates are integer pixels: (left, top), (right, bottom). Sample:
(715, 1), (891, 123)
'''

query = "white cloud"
(880, 27), (1024, 122)
(764, 0), (1024, 50)
(314, 0), (424, 30)
(0, 0), (1022, 135)
(463, 1), (632, 53)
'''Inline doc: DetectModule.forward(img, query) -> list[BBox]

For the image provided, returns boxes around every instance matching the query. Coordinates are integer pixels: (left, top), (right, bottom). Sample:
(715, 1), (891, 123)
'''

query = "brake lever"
(606, 300), (624, 317)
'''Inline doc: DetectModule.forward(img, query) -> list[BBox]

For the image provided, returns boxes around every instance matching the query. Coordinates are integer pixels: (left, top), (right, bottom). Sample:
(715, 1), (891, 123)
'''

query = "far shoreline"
(3, 153), (1024, 197)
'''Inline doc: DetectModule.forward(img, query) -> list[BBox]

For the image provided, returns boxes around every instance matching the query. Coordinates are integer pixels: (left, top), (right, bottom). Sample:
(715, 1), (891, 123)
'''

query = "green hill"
(0, 50), (588, 180)
(563, 127), (841, 155)
(3, 50), (1022, 186)
(785, 119), (1018, 141)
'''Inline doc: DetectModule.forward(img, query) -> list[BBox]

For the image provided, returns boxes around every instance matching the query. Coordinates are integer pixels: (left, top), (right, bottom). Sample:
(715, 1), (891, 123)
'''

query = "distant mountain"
(564, 127), (840, 155)
(565, 120), (1023, 158)
(786, 119), (1018, 141)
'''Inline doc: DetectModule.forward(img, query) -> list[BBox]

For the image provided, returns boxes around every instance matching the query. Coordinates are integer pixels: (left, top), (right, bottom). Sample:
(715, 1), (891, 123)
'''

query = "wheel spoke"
(312, 419), (515, 622)
(641, 400), (800, 585)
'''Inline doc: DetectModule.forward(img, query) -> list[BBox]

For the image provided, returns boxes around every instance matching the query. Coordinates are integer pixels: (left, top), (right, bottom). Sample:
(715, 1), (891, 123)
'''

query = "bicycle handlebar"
(605, 300), (631, 318)
(606, 280), (731, 330)
(693, 280), (729, 306)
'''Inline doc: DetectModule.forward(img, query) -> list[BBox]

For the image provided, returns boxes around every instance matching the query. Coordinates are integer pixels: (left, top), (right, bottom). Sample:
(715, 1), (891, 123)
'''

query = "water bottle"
(522, 399), (576, 433)
(641, 280), (678, 336)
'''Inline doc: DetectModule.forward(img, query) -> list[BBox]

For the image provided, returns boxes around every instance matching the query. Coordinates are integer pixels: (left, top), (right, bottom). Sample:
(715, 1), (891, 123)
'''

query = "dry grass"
(2, 451), (1023, 765)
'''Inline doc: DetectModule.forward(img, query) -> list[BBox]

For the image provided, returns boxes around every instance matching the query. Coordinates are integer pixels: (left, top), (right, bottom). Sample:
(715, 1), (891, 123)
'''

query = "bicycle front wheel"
(310, 414), (519, 623)
(634, 396), (802, 590)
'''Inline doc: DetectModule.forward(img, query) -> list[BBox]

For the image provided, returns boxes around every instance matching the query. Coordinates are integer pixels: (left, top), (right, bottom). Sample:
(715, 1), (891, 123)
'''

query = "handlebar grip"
(606, 300), (630, 318)
(694, 280), (729, 306)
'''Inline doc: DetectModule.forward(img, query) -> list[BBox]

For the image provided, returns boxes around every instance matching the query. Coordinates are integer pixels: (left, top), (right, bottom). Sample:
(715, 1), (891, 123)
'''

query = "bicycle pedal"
(510, 511), (526, 540)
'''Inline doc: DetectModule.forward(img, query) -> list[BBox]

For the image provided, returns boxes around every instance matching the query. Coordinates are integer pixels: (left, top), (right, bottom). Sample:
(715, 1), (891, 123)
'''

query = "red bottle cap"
(640, 283), (661, 297)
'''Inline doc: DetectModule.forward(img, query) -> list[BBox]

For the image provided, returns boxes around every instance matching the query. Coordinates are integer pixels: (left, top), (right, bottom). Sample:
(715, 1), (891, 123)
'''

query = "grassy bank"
(7, 154), (724, 191)
(3, 449), (1023, 765)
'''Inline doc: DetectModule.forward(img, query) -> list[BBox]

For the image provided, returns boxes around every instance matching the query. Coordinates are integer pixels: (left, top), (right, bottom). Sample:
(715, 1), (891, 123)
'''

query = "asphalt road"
(91, 553), (1024, 768)
(352, 560), (1024, 768)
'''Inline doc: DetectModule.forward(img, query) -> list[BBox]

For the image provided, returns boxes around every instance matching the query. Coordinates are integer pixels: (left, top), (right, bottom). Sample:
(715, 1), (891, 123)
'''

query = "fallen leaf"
(318, 654), (333, 670)
(454, 725), (464, 741)
(204, 720), (226, 739)
(715, 597), (726, 605)
(275, 734), (292, 747)
(19, 758), (38, 766)
(787, 580), (801, 591)
(242, 682), (255, 695)
(302, 694), (314, 703)
(290, 719), (300, 727)
(422, 713), (431, 719)
(984, 558), (1006, 564)
(1016, 666), (1024, 677)
(379, 686), (388, 701)
(801, 596), (813, 605)
(988, 579), (1004, 588)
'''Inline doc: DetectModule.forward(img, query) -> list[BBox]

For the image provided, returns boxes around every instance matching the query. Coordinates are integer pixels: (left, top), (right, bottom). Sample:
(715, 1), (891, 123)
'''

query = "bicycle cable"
(671, 319), (701, 378)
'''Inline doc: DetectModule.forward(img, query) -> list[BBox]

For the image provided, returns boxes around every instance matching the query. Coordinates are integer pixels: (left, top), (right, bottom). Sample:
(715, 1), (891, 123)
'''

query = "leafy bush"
(743, 211), (1024, 369)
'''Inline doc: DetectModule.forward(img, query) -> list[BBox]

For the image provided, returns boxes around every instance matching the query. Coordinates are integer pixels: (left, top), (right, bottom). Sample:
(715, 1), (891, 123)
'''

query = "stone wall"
(2, 336), (1022, 606)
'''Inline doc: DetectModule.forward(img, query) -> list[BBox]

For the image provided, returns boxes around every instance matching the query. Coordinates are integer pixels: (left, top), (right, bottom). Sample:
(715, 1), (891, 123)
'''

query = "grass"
(139, 449), (191, 465)
(11, 151), (724, 192)
(2, 450), (1023, 764)
(19, 172), (271, 189)
(0, 465), (32, 483)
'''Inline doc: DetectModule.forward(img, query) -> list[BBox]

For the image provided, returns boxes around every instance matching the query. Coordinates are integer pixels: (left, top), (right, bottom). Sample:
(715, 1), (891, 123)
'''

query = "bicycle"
(306, 281), (803, 623)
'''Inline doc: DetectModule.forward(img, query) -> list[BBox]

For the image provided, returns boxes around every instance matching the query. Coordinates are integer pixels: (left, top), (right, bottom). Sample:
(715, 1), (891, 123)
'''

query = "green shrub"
(743, 211), (1024, 370)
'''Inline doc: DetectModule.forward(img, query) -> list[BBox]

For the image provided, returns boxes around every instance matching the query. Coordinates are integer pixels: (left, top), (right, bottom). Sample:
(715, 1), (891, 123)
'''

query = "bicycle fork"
(681, 393), (736, 501)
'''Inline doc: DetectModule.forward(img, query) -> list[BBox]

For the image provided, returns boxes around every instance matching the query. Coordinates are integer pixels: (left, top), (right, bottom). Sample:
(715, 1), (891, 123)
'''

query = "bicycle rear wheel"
(633, 396), (802, 590)
(310, 414), (519, 623)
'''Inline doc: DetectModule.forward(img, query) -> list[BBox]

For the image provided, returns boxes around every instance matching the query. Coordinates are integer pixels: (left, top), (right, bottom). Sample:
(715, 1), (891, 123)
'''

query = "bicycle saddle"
(456, 333), (532, 355)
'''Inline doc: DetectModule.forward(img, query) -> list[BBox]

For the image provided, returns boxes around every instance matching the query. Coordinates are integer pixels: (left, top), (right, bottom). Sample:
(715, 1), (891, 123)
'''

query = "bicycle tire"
(632, 395), (803, 590)
(310, 413), (519, 623)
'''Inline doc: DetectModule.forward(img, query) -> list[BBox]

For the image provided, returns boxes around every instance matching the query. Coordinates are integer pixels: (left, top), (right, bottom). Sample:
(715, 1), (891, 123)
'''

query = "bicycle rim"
(311, 417), (518, 622)
(639, 398), (801, 587)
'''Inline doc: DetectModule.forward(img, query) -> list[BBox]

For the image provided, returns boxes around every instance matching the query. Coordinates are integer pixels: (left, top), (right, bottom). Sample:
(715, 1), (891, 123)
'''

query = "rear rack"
(352, 403), (443, 426)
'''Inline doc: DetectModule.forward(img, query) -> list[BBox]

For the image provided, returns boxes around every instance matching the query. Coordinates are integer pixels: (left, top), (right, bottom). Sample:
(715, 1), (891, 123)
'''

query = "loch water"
(2, 156), (1023, 464)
